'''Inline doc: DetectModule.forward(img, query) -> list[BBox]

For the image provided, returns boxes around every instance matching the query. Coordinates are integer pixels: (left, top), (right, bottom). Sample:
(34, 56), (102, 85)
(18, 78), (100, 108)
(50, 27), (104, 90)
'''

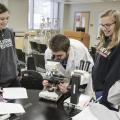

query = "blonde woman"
(92, 10), (120, 111)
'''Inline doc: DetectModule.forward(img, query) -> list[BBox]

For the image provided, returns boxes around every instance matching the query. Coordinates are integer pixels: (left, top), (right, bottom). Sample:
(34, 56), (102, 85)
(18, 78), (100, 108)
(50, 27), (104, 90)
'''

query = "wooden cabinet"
(64, 31), (90, 49)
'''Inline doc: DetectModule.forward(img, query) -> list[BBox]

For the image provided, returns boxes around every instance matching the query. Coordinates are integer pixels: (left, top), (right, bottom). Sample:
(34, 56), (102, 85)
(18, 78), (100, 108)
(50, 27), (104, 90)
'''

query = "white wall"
(63, 4), (71, 31)
(63, 2), (120, 47)
(6, 0), (120, 46)
(0, 0), (8, 5)
(58, 1), (64, 34)
(8, 0), (28, 32)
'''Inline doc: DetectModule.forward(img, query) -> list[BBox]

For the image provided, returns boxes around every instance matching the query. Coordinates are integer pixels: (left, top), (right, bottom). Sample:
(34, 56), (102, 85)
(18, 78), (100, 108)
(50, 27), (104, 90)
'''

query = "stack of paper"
(0, 87), (28, 115)
(0, 102), (25, 114)
(3, 87), (28, 99)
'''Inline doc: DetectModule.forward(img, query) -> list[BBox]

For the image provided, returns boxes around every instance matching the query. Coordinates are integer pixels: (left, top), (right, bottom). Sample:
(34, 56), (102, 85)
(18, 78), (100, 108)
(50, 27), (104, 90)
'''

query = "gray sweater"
(0, 28), (17, 84)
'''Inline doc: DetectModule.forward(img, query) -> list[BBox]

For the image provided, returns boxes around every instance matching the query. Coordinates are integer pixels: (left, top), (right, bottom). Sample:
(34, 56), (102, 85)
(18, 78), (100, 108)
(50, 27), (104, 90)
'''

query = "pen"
(95, 96), (102, 103)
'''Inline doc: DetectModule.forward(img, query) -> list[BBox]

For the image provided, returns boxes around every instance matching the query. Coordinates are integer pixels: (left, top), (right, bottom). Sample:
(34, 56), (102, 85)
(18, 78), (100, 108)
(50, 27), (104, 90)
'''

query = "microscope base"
(39, 90), (62, 102)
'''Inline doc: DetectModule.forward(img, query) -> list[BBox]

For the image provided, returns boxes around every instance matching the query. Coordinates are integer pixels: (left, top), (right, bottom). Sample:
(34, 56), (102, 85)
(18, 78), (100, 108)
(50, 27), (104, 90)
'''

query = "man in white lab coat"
(43, 34), (94, 93)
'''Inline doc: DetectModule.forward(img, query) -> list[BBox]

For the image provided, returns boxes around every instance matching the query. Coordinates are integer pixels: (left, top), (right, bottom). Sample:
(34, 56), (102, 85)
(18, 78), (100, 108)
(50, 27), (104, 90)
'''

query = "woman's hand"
(42, 80), (49, 89)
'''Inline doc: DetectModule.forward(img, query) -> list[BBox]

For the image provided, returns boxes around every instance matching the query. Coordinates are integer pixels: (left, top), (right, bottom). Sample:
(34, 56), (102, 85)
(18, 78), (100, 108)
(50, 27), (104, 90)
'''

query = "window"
(28, 0), (60, 30)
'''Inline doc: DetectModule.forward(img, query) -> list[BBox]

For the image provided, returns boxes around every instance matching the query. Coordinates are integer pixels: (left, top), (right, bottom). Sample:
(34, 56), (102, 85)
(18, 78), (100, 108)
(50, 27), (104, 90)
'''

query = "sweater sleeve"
(9, 29), (21, 76)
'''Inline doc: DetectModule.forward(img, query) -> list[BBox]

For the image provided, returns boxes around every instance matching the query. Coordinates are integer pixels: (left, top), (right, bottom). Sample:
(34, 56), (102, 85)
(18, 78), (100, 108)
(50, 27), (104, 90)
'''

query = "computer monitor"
(37, 44), (47, 53)
(27, 56), (36, 70)
(33, 54), (45, 69)
(30, 41), (39, 52)
(16, 49), (25, 63)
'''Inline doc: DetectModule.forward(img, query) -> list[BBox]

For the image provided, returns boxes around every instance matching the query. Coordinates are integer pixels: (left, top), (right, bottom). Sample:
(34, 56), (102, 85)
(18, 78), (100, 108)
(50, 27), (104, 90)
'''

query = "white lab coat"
(45, 38), (94, 76)
(108, 80), (120, 108)
(72, 103), (120, 120)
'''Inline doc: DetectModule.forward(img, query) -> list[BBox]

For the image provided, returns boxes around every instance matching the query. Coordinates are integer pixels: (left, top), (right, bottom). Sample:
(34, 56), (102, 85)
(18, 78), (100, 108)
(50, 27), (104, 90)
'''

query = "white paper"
(0, 102), (25, 114)
(64, 94), (91, 110)
(78, 94), (91, 109)
(72, 107), (98, 120)
(3, 87), (28, 99)
(0, 114), (10, 120)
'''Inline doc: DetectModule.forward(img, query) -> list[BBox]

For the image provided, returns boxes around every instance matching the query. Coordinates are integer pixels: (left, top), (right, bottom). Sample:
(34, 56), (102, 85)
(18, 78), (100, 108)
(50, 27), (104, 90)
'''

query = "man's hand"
(58, 83), (69, 94)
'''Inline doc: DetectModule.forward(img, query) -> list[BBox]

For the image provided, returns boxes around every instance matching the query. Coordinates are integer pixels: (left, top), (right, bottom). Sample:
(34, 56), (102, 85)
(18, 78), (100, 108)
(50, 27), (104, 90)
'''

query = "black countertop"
(9, 89), (72, 120)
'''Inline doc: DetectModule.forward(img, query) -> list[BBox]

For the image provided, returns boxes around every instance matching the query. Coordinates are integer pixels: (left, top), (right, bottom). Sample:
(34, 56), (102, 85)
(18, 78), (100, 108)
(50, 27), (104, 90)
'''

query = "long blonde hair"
(97, 10), (120, 50)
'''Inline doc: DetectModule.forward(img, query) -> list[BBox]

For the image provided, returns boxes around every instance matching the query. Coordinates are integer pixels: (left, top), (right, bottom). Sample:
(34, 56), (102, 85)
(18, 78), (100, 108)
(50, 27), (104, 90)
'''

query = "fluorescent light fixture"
(64, 0), (103, 4)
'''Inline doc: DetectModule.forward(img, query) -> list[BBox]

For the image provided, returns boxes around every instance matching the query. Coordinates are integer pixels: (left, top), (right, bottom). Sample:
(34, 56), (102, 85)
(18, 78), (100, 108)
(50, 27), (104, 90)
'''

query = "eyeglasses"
(100, 22), (116, 28)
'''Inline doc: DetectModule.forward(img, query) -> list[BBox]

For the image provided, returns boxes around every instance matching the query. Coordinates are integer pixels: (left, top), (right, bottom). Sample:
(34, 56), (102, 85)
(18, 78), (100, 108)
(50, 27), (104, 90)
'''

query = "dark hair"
(49, 34), (70, 52)
(0, 3), (9, 14)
